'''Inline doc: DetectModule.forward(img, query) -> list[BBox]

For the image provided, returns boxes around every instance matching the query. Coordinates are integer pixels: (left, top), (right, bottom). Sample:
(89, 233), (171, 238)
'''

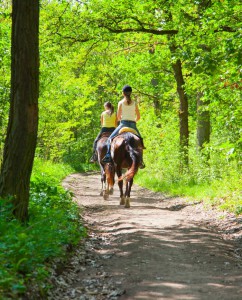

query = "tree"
(197, 92), (210, 150)
(0, 0), (39, 222)
(0, 10), (11, 161)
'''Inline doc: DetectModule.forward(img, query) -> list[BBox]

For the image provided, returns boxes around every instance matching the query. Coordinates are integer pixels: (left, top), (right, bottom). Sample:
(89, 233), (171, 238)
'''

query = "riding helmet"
(122, 85), (132, 93)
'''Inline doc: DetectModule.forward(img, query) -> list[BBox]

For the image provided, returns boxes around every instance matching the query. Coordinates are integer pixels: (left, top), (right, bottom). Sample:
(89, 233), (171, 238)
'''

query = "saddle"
(118, 127), (146, 149)
(118, 127), (139, 136)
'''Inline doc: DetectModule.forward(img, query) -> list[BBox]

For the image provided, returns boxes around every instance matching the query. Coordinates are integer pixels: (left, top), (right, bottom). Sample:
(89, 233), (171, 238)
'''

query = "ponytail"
(124, 92), (132, 105)
(122, 85), (132, 105)
(104, 101), (114, 116)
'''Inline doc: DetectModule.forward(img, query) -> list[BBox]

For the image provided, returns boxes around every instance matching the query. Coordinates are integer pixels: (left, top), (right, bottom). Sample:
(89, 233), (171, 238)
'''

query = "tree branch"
(100, 25), (178, 35)
(214, 26), (237, 33)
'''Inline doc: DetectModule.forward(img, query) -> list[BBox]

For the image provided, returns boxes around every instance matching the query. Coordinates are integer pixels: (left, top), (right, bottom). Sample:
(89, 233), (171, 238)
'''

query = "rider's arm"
(135, 103), (140, 122)
(101, 112), (104, 126)
(117, 102), (122, 121)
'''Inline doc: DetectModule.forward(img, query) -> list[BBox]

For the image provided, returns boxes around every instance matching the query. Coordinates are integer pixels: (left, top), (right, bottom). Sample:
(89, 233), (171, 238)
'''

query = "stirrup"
(89, 153), (98, 163)
(139, 161), (146, 169)
(140, 138), (146, 149)
(102, 153), (112, 163)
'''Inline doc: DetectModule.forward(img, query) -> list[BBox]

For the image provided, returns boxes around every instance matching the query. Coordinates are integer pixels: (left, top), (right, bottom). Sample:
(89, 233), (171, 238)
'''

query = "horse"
(96, 132), (115, 200)
(110, 129), (143, 208)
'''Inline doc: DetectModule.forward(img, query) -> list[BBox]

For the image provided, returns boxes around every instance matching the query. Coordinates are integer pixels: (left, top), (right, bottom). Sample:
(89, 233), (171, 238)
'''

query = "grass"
(136, 168), (242, 215)
(0, 158), (87, 299)
(0, 154), (240, 299)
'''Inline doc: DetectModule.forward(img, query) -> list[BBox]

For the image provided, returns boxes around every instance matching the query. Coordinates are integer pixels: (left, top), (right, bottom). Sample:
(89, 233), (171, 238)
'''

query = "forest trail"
(49, 172), (242, 300)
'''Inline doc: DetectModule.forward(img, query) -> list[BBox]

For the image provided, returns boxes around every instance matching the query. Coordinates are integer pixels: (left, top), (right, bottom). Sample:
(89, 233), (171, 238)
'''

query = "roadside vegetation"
(0, 159), (87, 299)
(136, 168), (241, 214)
(136, 106), (241, 214)
(0, 0), (241, 298)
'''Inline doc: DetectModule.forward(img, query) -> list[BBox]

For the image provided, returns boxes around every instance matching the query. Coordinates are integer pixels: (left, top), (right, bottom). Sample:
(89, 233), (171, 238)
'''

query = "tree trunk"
(0, 0), (39, 222)
(151, 78), (161, 115)
(197, 92), (210, 149)
(170, 54), (189, 166)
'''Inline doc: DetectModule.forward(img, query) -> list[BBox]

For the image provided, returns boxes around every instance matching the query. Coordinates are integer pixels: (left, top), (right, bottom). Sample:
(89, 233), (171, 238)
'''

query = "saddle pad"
(100, 132), (112, 138)
(119, 127), (138, 136)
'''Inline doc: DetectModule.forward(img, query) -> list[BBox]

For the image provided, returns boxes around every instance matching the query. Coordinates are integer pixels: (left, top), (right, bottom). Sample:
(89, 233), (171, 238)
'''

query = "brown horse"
(96, 132), (115, 200)
(110, 131), (143, 208)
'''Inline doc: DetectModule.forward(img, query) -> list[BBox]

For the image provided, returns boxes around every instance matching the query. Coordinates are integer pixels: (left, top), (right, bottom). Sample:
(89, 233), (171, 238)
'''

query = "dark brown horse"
(110, 131), (143, 208)
(96, 132), (115, 200)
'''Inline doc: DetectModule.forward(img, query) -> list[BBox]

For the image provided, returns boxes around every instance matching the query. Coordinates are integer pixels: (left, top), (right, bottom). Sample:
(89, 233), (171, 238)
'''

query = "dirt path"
(48, 172), (242, 300)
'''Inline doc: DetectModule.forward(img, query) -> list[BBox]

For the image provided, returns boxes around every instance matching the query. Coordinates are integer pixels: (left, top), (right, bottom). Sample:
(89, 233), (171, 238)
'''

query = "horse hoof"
(103, 194), (109, 200)
(100, 191), (103, 196)
(120, 197), (125, 205)
(109, 188), (114, 195)
(125, 198), (130, 208)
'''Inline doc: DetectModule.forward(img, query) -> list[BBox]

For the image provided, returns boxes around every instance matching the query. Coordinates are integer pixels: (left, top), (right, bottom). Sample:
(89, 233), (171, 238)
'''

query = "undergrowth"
(136, 164), (242, 215)
(137, 108), (242, 215)
(0, 159), (86, 299)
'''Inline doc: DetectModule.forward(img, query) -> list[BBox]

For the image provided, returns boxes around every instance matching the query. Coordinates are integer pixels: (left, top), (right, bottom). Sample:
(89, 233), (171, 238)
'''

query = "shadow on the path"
(90, 220), (242, 300)
(64, 173), (242, 300)
(83, 205), (242, 300)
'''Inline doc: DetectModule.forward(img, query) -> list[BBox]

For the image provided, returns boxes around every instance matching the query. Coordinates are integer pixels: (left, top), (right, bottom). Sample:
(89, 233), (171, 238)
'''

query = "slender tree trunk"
(149, 47), (161, 115)
(0, 0), (39, 222)
(170, 49), (189, 166)
(151, 78), (161, 115)
(197, 92), (210, 150)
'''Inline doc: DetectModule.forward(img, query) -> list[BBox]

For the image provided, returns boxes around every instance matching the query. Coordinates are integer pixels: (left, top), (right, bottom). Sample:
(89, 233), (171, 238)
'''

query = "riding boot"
(140, 137), (146, 149)
(139, 160), (146, 169)
(102, 143), (112, 163)
(90, 140), (98, 163)
(89, 151), (98, 163)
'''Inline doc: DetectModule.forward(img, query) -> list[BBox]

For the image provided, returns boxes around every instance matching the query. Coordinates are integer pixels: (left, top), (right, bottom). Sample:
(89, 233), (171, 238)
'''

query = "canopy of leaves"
(0, 0), (241, 175)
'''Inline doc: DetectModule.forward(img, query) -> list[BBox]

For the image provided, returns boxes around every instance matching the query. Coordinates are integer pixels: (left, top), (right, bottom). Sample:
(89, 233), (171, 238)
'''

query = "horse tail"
(105, 163), (115, 186)
(119, 145), (141, 182)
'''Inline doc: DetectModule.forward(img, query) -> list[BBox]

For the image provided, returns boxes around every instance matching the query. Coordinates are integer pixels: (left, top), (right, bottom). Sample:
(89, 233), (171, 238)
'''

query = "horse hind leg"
(119, 175), (125, 204)
(120, 196), (125, 205)
(125, 197), (130, 208)
(116, 168), (125, 205)
(103, 181), (109, 200)
(103, 191), (109, 200)
(124, 179), (132, 208)
(101, 170), (108, 199)
(103, 182), (109, 200)
(100, 176), (104, 196)
(109, 187), (114, 195)
(106, 164), (115, 196)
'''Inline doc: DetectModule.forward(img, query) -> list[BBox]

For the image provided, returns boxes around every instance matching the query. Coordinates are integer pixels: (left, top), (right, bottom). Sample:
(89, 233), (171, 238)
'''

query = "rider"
(90, 101), (117, 163)
(102, 85), (145, 168)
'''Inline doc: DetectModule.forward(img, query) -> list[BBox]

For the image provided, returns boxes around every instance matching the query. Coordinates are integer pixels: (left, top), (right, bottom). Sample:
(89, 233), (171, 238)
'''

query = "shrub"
(0, 159), (86, 299)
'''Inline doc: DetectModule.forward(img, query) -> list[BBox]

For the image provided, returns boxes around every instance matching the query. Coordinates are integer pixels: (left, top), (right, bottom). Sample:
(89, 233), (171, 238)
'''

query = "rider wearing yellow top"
(102, 85), (145, 168)
(102, 109), (116, 127)
(90, 102), (117, 162)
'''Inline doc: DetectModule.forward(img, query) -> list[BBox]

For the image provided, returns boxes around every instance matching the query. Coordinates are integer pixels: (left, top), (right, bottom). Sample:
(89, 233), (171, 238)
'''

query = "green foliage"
(0, 159), (86, 298)
(0, 1), (241, 298)
(136, 123), (242, 214)
(0, 0), (241, 227)
(0, 9), (11, 161)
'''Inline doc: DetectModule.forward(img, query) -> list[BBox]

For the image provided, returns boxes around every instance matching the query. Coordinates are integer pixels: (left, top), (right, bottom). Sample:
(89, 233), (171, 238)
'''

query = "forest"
(0, 0), (241, 298)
